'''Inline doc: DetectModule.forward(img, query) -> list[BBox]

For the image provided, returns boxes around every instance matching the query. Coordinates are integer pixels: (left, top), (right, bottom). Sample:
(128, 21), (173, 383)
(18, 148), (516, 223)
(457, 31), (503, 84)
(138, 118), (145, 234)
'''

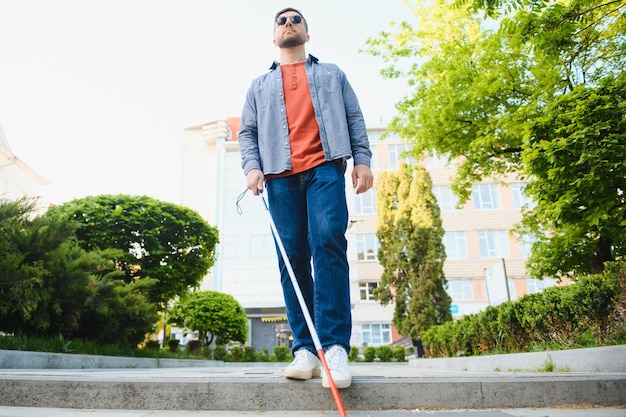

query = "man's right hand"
(246, 169), (265, 195)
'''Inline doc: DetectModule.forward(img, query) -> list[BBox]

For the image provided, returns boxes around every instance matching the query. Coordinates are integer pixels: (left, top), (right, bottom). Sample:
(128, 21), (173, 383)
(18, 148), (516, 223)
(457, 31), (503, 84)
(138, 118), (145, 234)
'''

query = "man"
(238, 7), (373, 389)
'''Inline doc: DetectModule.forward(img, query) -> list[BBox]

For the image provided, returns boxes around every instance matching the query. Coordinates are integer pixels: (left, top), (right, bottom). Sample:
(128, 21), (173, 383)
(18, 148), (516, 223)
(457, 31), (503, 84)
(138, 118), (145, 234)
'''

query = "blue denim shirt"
(238, 54), (371, 176)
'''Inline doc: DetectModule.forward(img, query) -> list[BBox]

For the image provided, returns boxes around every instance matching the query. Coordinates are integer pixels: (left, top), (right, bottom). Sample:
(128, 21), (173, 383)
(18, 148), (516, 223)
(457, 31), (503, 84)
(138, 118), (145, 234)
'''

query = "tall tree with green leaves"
(53, 194), (220, 305)
(374, 163), (451, 339)
(519, 74), (626, 277)
(168, 290), (248, 346)
(364, 0), (625, 277)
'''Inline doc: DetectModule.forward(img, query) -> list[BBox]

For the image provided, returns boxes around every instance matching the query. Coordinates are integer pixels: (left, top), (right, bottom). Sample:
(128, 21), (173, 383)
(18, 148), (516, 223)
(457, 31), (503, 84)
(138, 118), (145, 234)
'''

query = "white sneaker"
(284, 349), (321, 380)
(322, 345), (352, 389)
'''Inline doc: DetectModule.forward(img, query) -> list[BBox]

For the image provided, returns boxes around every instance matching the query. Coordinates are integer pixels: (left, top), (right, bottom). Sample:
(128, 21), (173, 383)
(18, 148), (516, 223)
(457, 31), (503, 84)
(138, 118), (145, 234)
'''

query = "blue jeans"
(266, 161), (351, 354)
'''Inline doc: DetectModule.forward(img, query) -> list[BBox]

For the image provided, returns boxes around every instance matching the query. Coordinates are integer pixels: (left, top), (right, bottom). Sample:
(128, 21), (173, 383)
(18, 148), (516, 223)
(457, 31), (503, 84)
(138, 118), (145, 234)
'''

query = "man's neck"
(279, 47), (307, 65)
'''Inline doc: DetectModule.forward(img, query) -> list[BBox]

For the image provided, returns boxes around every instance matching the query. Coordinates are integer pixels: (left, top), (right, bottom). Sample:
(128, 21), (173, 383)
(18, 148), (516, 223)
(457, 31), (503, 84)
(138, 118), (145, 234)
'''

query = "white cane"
(259, 190), (348, 417)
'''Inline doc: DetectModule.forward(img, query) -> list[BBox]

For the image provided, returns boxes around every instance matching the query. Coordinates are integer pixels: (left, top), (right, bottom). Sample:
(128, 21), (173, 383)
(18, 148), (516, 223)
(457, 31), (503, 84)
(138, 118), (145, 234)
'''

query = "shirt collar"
(269, 54), (319, 70)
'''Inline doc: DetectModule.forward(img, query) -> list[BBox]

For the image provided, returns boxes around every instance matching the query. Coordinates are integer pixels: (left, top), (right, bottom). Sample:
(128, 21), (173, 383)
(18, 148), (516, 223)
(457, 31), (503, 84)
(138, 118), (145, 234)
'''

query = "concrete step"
(1, 346), (625, 412)
(1, 365), (625, 411)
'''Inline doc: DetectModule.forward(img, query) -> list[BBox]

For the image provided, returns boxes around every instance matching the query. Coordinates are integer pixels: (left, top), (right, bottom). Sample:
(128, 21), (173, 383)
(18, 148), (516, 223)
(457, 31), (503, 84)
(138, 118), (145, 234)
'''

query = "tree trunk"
(591, 235), (613, 274)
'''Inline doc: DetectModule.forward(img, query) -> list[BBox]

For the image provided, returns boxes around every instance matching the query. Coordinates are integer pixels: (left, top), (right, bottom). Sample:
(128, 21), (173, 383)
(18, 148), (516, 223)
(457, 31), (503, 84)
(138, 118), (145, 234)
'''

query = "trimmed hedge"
(422, 262), (626, 357)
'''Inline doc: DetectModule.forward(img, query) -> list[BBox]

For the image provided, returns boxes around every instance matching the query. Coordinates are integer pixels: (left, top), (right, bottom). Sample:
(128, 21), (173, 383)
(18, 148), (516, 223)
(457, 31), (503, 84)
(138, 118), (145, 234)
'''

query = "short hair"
(274, 7), (308, 32)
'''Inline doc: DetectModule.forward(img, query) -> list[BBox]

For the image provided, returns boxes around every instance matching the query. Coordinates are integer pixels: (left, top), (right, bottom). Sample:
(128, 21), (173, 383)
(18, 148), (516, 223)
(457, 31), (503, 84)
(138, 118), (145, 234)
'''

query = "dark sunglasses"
(276, 15), (303, 25)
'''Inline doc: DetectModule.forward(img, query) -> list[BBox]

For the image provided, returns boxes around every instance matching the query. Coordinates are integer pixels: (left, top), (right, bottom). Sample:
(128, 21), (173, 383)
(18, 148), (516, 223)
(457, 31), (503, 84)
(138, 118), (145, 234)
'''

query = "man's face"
(273, 12), (309, 49)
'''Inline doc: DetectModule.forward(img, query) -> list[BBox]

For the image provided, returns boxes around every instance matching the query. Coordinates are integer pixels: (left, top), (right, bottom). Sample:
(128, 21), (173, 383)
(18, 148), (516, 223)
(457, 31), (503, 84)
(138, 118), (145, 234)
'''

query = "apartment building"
(365, 127), (561, 318)
(181, 118), (556, 351)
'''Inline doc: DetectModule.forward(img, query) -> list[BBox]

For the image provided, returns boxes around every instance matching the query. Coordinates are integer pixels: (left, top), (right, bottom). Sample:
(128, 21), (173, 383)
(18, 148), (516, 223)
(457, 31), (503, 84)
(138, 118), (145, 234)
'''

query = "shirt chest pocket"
(254, 83), (275, 109)
(319, 71), (340, 93)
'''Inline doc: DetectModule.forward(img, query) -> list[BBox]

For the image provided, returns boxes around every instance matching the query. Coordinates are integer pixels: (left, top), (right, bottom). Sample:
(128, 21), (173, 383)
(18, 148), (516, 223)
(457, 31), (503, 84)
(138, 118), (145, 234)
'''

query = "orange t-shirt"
(273, 62), (325, 177)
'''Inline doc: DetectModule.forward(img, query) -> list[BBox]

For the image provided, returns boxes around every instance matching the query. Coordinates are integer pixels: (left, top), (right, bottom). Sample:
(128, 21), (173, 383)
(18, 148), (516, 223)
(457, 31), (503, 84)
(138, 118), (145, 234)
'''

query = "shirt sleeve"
(341, 71), (372, 167)
(238, 83), (262, 175)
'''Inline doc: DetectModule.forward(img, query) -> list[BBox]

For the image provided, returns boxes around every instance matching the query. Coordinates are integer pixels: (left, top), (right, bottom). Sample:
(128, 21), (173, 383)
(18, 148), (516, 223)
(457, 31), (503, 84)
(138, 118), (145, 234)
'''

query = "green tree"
(73, 253), (159, 348)
(168, 290), (248, 347)
(0, 199), (98, 337)
(0, 197), (49, 334)
(364, 0), (625, 276)
(53, 195), (220, 305)
(364, 0), (531, 203)
(0, 198), (157, 347)
(519, 74), (626, 277)
(374, 163), (452, 339)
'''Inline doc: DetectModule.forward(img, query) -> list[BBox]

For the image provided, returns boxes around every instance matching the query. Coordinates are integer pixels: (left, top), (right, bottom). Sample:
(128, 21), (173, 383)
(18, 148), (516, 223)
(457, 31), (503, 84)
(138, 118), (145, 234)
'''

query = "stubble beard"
(277, 33), (305, 49)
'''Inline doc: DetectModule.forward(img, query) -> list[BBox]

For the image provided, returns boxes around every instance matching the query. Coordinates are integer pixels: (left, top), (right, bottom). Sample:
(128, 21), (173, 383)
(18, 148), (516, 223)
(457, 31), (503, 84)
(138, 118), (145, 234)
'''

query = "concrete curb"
(0, 349), (219, 369)
(3, 345), (625, 371)
(409, 345), (626, 373)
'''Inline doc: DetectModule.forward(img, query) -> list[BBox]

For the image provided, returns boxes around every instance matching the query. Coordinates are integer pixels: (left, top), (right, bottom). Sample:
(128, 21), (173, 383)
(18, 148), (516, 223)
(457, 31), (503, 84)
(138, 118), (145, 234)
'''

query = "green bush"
(257, 347), (270, 362)
(242, 346), (258, 362)
(422, 261), (626, 357)
(376, 345), (394, 362)
(200, 346), (212, 359)
(186, 340), (202, 354)
(167, 338), (180, 353)
(349, 346), (359, 362)
(363, 346), (377, 362)
(393, 345), (406, 362)
(213, 345), (227, 360)
(273, 346), (290, 362)
(230, 346), (243, 361)
(145, 340), (160, 350)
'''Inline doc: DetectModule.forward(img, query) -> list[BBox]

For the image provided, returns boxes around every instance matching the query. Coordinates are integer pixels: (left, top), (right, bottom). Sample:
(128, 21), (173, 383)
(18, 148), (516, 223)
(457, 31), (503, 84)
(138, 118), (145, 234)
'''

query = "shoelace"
(293, 350), (311, 365)
(327, 349), (346, 368)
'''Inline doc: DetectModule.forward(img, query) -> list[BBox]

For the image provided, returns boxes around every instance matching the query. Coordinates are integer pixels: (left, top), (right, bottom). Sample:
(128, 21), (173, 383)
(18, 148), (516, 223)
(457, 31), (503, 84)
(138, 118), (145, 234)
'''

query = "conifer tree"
(374, 163), (452, 339)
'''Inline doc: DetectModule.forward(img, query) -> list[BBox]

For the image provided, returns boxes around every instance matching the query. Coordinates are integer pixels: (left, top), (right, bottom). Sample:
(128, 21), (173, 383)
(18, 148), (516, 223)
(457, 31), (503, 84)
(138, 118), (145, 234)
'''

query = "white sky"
(0, 0), (413, 205)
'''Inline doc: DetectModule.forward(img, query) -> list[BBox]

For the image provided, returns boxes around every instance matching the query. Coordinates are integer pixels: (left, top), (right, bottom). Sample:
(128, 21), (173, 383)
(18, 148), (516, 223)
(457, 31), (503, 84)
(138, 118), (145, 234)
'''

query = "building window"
(526, 277), (556, 294)
(433, 185), (459, 211)
(427, 153), (451, 168)
(478, 230), (509, 258)
(520, 238), (533, 258)
(447, 280), (473, 300)
(357, 234), (378, 261)
(472, 184), (501, 210)
(359, 282), (379, 301)
(510, 182), (534, 209)
(369, 132), (383, 142)
(354, 190), (376, 215)
(388, 144), (413, 169)
(362, 323), (391, 346)
(444, 231), (468, 258)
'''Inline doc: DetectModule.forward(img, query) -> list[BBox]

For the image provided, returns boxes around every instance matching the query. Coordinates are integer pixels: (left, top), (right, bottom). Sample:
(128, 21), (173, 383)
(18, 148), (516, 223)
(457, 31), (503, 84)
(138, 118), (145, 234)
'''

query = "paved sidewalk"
(0, 406), (625, 417)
